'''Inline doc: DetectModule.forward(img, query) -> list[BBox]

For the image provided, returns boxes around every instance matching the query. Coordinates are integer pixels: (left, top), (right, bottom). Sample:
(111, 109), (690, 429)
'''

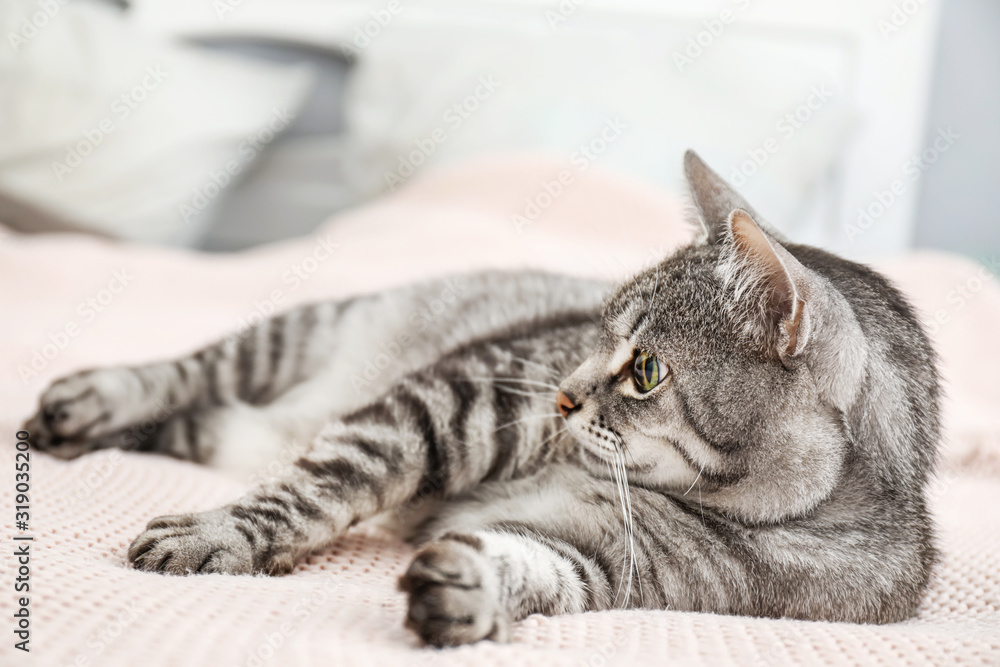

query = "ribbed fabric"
(2, 156), (998, 666)
(0, 449), (997, 666)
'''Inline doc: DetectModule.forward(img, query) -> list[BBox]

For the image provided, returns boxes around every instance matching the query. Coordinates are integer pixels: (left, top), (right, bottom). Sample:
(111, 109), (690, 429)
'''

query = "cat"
(24, 151), (940, 647)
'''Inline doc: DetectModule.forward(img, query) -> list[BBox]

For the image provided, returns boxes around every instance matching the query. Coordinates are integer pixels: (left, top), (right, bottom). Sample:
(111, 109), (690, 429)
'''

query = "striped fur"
(24, 151), (940, 647)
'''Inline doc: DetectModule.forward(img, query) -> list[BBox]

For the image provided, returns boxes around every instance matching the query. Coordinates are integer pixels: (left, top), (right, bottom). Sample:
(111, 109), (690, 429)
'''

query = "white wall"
(913, 0), (1000, 260)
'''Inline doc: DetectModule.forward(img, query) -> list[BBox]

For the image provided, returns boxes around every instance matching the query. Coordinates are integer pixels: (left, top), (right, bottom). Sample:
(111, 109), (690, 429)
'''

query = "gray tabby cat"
(24, 151), (940, 646)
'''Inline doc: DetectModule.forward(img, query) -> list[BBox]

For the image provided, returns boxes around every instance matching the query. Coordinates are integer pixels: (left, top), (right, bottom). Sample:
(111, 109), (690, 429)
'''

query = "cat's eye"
(632, 351), (667, 393)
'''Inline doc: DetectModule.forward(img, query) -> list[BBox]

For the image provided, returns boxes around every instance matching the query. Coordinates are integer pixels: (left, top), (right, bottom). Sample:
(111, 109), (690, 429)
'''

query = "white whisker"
(537, 426), (569, 451)
(493, 413), (562, 433)
(609, 433), (643, 607)
(614, 456), (632, 607)
(459, 377), (557, 393)
(647, 266), (660, 311)
(604, 251), (642, 291)
(682, 468), (703, 497)
(621, 441), (641, 471)
(511, 357), (561, 379)
(617, 451), (643, 607)
(699, 482), (705, 526)
(468, 376), (561, 391)
(494, 385), (552, 399)
(607, 457), (630, 608)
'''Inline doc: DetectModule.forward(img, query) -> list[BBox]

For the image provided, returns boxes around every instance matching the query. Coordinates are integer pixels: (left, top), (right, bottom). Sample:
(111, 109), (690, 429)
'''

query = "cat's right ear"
(683, 150), (760, 245)
(720, 209), (814, 359)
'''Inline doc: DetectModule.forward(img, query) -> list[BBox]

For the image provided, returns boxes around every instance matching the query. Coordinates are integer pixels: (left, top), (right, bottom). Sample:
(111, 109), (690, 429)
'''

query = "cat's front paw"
(400, 537), (510, 647)
(127, 510), (293, 576)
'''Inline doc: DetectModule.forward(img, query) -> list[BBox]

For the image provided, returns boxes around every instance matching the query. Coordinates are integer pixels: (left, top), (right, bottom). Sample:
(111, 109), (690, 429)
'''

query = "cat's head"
(558, 150), (874, 523)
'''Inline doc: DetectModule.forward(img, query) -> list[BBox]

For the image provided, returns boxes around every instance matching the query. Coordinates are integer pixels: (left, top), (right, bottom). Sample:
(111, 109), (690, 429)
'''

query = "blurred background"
(0, 0), (996, 262)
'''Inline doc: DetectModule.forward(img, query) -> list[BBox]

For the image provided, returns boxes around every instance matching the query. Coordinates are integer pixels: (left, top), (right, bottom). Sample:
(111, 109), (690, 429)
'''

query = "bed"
(1, 155), (997, 666)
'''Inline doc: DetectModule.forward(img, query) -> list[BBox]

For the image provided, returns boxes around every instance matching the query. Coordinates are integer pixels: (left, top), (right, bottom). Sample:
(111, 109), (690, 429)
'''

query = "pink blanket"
(2, 155), (998, 666)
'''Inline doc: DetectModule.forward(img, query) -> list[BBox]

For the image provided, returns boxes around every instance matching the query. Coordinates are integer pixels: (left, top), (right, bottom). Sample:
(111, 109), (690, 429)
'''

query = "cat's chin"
(574, 436), (619, 467)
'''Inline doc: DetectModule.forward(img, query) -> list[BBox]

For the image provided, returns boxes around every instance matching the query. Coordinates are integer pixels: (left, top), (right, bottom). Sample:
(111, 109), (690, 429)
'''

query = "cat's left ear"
(683, 150), (787, 245)
(721, 209), (816, 359)
(684, 150), (759, 244)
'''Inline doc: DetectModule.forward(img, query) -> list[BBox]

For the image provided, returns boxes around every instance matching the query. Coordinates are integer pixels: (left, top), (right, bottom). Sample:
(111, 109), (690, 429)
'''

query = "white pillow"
(0, 0), (314, 244)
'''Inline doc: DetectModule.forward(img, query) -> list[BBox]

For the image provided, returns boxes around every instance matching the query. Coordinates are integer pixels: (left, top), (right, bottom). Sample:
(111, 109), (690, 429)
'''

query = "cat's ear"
(720, 209), (815, 359)
(683, 149), (759, 245)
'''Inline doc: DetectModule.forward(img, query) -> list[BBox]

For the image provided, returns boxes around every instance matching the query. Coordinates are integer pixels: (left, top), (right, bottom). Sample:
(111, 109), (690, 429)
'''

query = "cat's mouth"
(571, 423), (659, 475)
(571, 428), (622, 469)
(583, 439), (616, 456)
(578, 423), (620, 455)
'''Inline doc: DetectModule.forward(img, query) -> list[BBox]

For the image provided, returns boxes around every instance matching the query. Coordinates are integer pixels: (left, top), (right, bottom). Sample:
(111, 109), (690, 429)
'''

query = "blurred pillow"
(0, 0), (314, 244)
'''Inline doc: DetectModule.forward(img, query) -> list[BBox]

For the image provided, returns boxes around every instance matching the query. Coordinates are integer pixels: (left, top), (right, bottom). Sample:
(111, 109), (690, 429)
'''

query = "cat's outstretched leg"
(24, 273), (604, 466)
(22, 302), (347, 461)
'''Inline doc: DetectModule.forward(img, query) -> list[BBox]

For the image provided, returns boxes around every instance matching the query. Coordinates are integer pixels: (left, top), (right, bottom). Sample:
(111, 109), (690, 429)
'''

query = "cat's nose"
(556, 389), (579, 418)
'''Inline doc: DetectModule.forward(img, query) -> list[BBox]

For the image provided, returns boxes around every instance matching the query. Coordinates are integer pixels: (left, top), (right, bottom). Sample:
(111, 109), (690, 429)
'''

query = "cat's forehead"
(604, 245), (722, 342)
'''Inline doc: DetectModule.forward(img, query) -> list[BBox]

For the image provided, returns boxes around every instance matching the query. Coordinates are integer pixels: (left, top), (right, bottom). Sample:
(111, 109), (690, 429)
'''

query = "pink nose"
(556, 390), (577, 418)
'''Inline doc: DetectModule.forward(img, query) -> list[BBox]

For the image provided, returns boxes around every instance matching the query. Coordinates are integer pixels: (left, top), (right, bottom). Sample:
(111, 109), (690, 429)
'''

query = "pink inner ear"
(730, 210), (795, 306)
(728, 209), (804, 353)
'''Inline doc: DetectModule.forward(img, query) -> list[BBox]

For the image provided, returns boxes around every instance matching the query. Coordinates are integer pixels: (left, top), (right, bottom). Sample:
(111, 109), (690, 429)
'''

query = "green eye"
(632, 351), (666, 393)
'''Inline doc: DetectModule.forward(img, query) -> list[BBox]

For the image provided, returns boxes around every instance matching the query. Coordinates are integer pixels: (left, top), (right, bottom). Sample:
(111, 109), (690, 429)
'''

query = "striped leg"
(126, 334), (581, 576)
(24, 301), (346, 461)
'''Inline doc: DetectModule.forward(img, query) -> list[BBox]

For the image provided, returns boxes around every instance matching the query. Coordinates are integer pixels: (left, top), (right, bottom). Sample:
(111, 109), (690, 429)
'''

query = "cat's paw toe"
(24, 372), (115, 457)
(400, 538), (509, 647)
(20, 411), (54, 450)
(128, 511), (262, 576)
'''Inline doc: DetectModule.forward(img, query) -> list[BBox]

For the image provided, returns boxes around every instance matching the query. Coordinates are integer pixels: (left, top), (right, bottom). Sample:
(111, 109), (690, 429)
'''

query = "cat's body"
(25, 152), (939, 646)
